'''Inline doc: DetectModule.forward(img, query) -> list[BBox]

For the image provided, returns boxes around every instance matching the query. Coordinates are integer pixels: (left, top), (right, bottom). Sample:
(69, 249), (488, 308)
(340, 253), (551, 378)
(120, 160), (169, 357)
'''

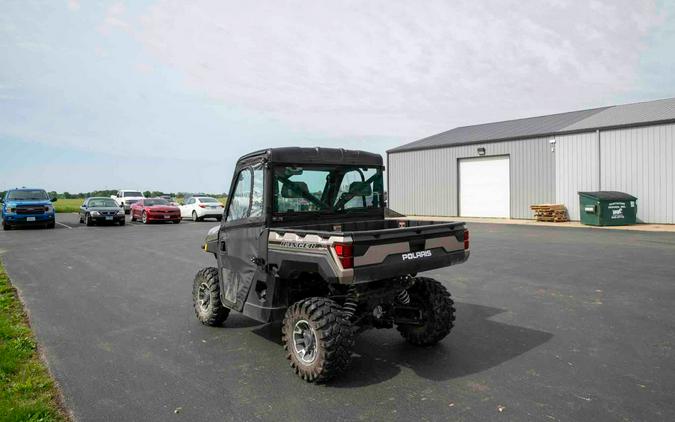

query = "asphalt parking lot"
(1, 214), (674, 421)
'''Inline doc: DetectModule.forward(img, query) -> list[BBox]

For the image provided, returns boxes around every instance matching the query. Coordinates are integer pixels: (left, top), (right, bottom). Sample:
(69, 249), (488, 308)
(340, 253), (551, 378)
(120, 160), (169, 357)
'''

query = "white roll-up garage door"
(459, 156), (510, 218)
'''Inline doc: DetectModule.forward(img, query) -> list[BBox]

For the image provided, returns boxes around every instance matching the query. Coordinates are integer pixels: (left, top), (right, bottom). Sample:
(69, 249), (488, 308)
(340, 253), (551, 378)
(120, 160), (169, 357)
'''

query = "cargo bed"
(269, 219), (469, 284)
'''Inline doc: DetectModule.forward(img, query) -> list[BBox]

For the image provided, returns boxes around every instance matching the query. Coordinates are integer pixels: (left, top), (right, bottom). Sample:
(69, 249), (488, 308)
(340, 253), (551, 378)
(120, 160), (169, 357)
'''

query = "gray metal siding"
(599, 123), (675, 224)
(388, 137), (556, 218)
(554, 132), (600, 220)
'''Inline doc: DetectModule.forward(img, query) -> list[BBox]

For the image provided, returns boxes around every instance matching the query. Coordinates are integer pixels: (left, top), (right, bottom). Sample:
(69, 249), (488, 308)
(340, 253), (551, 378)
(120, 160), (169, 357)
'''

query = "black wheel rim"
(292, 320), (318, 364)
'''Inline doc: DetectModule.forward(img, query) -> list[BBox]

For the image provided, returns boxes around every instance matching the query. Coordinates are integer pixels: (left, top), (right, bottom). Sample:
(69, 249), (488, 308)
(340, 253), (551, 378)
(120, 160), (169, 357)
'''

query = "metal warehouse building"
(387, 98), (675, 224)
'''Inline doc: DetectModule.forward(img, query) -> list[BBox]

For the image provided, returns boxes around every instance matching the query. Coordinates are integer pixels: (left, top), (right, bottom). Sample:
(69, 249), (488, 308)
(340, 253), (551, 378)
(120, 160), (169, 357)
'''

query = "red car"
(130, 198), (181, 224)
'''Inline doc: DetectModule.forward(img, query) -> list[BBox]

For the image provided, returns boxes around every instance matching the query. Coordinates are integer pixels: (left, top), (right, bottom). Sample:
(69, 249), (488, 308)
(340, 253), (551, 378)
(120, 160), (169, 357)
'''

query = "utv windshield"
(273, 165), (384, 215)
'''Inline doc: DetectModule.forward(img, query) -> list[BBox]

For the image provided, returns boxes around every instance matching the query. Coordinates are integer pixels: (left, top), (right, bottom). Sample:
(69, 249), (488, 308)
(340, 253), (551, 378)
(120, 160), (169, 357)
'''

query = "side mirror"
(348, 182), (372, 196)
(51, 197), (58, 202)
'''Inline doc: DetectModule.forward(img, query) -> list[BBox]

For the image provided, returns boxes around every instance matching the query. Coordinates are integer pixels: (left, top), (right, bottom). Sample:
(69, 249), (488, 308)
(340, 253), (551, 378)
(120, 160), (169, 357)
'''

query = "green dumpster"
(578, 191), (638, 226)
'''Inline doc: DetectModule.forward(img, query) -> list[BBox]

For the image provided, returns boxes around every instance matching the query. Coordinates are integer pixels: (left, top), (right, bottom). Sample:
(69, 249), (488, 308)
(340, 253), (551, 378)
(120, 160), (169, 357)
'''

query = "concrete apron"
(396, 216), (675, 233)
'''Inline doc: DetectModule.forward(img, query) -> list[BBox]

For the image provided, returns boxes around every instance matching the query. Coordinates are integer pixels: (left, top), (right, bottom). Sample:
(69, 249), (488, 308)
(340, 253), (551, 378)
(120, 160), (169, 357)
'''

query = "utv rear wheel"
(192, 267), (229, 326)
(396, 277), (455, 346)
(282, 297), (353, 383)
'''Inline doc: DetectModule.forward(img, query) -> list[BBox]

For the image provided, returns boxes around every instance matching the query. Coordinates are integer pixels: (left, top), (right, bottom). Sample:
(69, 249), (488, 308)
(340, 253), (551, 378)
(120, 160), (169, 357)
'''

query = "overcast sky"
(1, 0), (674, 193)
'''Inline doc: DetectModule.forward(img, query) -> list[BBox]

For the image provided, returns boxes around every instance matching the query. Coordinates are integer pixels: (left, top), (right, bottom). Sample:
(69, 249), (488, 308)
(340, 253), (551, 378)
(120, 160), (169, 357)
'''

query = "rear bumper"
(197, 209), (223, 217)
(353, 249), (469, 284)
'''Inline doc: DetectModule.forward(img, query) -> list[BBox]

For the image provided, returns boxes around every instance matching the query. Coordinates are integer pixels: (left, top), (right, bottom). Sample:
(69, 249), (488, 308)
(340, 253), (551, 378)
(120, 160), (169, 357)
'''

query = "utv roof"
(238, 147), (383, 167)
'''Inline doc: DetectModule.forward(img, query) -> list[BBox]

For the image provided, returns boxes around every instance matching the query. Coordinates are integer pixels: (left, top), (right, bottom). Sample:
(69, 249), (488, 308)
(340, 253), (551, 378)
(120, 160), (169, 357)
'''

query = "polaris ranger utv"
(193, 147), (469, 382)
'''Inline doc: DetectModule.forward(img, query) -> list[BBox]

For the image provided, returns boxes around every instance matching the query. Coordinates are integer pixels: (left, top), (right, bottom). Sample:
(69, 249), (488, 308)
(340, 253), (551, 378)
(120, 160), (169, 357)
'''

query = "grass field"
(53, 199), (83, 213)
(0, 262), (68, 421)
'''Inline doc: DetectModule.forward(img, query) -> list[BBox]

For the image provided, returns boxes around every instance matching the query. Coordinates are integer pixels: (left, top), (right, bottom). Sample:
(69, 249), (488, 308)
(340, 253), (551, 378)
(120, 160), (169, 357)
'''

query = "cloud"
(99, 2), (130, 34)
(137, 0), (665, 139)
(1, 0), (672, 192)
(67, 0), (80, 12)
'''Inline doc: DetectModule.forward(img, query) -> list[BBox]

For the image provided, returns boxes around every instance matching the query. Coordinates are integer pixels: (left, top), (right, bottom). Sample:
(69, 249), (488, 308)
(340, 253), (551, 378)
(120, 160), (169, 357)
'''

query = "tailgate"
(350, 221), (468, 283)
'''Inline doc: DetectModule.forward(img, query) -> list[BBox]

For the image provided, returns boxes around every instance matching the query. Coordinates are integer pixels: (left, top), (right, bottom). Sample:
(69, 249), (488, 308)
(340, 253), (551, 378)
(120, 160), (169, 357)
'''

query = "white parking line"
(56, 222), (73, 229)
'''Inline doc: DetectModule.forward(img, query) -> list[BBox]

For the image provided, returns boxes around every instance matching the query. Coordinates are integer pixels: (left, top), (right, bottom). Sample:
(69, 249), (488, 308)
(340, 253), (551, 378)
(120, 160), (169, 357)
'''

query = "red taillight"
(199, 204), (207, 208)
(463, 230), (470, 250)
(334, 243), (354, 269)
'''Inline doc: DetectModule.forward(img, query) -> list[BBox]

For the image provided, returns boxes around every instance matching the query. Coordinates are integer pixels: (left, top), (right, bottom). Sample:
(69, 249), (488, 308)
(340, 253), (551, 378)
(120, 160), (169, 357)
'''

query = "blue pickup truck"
(1, 188), (57, 230)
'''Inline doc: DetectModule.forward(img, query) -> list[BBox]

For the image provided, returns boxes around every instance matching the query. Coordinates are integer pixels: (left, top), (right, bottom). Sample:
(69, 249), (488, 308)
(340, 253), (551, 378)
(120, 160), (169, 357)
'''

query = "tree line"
(1, 190), (227, 199)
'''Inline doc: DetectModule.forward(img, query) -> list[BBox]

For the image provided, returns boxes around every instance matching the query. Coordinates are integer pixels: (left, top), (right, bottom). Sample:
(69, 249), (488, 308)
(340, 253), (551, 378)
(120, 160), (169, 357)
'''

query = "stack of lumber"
(530, 204), (569, 222)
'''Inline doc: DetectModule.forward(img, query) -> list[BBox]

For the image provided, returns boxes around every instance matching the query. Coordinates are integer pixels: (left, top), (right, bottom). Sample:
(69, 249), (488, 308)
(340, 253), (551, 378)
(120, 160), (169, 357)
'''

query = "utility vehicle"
(192, 147), (469, 382)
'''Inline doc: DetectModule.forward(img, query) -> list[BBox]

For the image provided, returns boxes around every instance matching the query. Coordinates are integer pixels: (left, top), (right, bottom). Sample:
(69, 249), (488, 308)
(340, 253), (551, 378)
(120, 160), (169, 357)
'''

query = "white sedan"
(180, 197), (224, 221)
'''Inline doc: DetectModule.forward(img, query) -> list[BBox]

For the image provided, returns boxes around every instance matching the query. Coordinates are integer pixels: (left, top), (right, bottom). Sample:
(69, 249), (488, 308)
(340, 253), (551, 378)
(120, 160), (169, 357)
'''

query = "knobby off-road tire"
(282, 297), (354, 383)
(396, 277), (456, 346)
(193, 267), (230, 326)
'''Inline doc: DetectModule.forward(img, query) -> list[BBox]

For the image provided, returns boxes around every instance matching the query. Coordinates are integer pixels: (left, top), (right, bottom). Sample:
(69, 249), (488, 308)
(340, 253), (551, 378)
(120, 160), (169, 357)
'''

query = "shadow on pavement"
(223, 313), (265, 329)
(251, 322), (283, 345)
(249, 302), (552, 387)
(332, 302), (553, 387)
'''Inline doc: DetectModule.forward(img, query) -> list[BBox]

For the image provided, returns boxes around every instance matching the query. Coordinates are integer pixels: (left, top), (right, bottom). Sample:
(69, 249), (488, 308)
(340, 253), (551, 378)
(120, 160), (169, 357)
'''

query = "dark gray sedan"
(79, 197), (126, 226)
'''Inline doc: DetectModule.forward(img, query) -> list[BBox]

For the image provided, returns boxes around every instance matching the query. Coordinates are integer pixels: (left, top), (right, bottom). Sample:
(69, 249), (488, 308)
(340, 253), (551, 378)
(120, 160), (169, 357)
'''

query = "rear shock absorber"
(342, 286), (358, 320)
(396, 289), (411, 305)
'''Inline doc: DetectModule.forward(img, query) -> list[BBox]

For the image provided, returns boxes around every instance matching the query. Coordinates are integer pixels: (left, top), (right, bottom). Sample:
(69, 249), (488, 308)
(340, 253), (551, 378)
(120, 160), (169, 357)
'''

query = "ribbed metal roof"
(563, 97), (675, 131)
(389, 97), (675, 153)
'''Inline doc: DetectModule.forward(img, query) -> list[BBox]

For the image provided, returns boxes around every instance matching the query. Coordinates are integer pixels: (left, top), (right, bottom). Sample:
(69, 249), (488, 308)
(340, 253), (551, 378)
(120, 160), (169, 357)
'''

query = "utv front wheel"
(192, 267), (229, 326)
(282, 297), (353, 383)
(396, 277), (456, 346)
